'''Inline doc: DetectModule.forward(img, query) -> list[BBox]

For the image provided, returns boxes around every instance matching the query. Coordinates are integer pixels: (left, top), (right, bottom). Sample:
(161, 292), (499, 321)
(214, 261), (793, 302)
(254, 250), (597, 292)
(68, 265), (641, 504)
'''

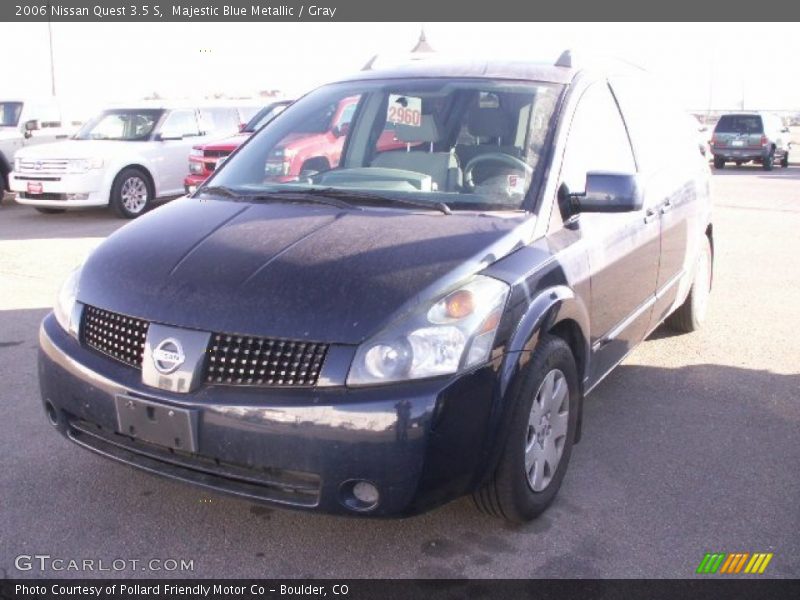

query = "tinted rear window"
(715, 115), (763, 134)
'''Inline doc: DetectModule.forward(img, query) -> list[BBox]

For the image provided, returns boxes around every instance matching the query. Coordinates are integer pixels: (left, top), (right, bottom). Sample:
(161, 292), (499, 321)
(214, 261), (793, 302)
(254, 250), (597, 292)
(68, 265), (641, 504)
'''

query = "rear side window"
(559, 82), (636, 195)
(160, 109), (201, 138)
(715, 115), (763, 135)
(199, 107), (240, 133)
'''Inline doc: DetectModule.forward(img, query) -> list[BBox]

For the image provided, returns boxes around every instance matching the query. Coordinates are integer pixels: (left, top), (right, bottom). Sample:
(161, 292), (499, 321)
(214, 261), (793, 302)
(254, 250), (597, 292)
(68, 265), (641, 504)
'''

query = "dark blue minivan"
(38, 53), (713, 522)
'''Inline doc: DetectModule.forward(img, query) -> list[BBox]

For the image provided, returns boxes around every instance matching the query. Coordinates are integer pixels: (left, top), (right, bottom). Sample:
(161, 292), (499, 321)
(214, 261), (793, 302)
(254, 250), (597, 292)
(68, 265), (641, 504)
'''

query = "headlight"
(189, 161), (203, 174)
(190, 147), (204, 157)
(54, 267), (81, 337)
(66, 158), (103, 174)
(348, 275), (510, 385)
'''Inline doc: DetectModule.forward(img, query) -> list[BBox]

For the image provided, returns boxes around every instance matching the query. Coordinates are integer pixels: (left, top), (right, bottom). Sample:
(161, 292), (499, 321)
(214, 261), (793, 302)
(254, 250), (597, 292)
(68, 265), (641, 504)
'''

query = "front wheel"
(666, 236), (712, 333)
(110, 168), (152, 219)
(473, 334), (579, 523)
(713, 156), (725, 169)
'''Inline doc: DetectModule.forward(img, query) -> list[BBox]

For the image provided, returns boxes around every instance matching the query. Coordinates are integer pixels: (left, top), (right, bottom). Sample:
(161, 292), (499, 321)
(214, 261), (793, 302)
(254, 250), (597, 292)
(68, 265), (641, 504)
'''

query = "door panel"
(153, 109), (205, 196)
(557, 81), (660, 386)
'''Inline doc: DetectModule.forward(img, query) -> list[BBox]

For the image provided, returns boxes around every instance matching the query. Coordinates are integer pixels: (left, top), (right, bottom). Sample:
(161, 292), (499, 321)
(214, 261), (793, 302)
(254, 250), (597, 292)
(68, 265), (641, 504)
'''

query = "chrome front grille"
(205, 334), (328, 387)
(82, 305), (149, 368)
(80, 306), (328, 387)
(16, 158), (70, 175)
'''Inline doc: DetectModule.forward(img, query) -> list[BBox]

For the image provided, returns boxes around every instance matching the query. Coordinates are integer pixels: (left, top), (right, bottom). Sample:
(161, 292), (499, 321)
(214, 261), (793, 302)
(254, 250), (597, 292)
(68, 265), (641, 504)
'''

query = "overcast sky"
(2, 22), (798, 117)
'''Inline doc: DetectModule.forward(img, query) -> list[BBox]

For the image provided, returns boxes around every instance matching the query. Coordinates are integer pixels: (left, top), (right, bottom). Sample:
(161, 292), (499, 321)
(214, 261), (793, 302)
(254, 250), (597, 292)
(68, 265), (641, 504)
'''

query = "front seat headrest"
(467, 107), (511, 139)
(395, 114), (441, 143)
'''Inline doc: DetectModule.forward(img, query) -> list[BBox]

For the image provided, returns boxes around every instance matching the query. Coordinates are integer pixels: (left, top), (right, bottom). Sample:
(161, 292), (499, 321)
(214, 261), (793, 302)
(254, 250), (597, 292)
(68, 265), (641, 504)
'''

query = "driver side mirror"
(558, 172), (642, 221)
(23, 119), (39, 137)
(332, 122), (350, 138)
(155, 132), (184, 141)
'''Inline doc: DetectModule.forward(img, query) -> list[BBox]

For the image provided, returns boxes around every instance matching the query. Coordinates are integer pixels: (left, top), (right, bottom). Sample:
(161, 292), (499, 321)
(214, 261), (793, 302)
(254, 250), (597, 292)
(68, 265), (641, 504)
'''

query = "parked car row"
(3, 100), (263, 217)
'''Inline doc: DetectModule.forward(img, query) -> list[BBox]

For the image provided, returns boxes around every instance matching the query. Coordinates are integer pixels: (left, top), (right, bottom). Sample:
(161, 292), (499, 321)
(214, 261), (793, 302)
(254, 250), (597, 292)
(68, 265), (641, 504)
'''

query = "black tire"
(713, 156), (725, 169)
(781, 152), (789, 168)
(762, 149), (774, 171)
(473, 334), (579, 523)
(110, 167), (153, 219)
(666, 236), (713, 333)
(34, 207), (66, 214)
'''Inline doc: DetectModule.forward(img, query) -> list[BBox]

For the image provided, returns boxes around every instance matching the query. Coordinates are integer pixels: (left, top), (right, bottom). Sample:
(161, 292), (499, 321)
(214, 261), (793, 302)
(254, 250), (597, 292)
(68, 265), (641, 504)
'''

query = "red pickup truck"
(184, 100), (292, 193)
(186, 96), (406, 192)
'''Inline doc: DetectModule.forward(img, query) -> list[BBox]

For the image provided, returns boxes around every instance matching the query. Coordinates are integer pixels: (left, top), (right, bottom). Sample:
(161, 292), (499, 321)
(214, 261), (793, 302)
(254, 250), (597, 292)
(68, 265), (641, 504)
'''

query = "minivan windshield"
(208, 78), (563, 211)
(244, 102), (291, 132)
(714, 114), (763, 135)
(74, 109), (164, 141)
(0, 102), (23, 127)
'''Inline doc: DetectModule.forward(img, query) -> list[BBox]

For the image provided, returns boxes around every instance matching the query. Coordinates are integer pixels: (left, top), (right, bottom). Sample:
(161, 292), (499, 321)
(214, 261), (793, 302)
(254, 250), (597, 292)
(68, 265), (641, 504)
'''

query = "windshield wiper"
(193, 185), (243, 199)
(194, 186), (451, 215)
(301, 187), (452, 215)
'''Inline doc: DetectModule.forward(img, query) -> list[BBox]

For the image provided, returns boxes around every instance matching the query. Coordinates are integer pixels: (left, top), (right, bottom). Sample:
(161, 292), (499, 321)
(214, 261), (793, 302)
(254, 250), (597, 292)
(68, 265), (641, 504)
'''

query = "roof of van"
(101, 99), (265, 111)
(337, 58), (578, 85)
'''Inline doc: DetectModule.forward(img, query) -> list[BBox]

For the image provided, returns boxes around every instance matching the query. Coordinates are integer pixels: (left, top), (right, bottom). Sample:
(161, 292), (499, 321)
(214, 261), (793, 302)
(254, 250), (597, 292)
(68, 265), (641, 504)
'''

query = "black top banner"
(2, 0), (797, 22)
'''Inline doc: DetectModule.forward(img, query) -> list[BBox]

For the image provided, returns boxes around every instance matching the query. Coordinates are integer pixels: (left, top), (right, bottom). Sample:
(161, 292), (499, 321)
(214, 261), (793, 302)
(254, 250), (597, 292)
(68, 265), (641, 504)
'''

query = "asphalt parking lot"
(1, 166), (798, 579)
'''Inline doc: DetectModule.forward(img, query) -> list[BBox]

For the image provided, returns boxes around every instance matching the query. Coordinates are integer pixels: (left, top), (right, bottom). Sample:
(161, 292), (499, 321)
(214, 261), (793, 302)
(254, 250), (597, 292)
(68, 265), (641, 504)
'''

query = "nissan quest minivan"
(38, 53), (713, 522)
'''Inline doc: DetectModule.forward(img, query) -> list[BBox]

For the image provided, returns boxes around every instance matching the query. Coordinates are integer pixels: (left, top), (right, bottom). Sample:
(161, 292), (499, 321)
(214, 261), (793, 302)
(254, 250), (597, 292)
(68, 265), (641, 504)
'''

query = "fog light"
(339, 479), (380, 511)
(353, 481), (379, 505)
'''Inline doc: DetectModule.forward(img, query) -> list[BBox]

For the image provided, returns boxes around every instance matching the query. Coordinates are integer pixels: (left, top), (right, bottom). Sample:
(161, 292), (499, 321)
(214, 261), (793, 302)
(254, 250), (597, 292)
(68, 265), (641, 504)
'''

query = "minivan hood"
(78, 197), (532, 344)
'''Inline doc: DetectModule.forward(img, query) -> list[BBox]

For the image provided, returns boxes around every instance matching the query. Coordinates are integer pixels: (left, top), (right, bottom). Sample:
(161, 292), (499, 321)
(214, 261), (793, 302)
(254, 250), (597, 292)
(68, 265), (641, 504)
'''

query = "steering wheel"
(463, 152), (533, 191)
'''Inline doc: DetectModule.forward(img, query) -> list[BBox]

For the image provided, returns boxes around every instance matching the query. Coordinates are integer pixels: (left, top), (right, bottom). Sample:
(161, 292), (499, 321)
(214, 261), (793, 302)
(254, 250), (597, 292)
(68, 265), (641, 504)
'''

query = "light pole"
(47, 21), (56, 96)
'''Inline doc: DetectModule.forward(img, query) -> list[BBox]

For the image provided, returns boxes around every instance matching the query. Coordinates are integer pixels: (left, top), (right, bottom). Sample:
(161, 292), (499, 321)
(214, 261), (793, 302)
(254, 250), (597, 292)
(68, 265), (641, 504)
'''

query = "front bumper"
(183, 173), (209, 195)
(38, 313), (499, 517)
(10, 170), (108, 207)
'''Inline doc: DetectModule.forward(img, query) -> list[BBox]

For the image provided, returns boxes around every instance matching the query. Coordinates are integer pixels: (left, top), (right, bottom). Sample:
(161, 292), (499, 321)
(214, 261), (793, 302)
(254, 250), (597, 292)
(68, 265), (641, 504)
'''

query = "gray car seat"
(456, 106), (522, 168)
(371, 115), (462, 191)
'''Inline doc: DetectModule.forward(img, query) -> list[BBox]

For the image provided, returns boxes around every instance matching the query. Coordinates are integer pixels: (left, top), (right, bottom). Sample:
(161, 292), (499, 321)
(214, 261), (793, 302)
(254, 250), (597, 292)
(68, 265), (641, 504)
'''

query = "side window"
(159, 109), (201, 139)
(199, 107), (239, 133)
(334, 102), (357, 130)
(559, 82), (636, 195)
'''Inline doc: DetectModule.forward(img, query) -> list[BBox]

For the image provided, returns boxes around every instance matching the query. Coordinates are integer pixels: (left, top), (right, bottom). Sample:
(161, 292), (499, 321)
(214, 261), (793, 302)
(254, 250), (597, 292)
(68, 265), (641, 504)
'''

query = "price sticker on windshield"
(388, 95), (422, 127)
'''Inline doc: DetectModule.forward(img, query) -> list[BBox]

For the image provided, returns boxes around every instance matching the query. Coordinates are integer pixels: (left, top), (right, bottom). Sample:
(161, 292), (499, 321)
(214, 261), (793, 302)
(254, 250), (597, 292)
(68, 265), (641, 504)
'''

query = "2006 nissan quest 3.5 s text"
(38, 52), (713, 522)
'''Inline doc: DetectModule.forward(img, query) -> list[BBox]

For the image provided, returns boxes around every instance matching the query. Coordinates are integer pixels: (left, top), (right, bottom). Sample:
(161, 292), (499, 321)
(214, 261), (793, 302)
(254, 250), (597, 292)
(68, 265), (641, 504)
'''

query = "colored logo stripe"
(697, 553), (726, 573)
(697, 552), (773, 574)
(744, 553), (773, 574)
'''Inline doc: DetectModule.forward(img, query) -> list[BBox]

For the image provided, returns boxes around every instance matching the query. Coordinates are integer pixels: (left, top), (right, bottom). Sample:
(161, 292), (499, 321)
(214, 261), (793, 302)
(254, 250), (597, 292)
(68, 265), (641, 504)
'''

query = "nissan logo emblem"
(152, 338), (185, 374)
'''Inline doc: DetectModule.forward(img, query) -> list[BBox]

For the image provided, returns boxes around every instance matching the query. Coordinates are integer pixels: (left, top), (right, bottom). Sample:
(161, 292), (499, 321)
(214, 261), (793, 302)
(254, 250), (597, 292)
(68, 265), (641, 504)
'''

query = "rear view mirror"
(24, 119), (40, 132)
(156, 132), (183, 141)
(558, 172), (642, 220)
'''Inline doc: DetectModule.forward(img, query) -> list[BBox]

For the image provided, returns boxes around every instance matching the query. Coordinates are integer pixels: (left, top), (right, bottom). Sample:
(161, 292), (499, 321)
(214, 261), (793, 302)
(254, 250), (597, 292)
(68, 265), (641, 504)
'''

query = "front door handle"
(644, 208), (658, 224)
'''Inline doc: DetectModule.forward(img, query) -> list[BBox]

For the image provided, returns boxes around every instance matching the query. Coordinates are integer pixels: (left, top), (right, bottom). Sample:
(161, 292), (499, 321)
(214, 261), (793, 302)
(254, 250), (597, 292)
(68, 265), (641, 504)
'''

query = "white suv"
(10, 102), (258, 218)
(0, 98), (73, 192)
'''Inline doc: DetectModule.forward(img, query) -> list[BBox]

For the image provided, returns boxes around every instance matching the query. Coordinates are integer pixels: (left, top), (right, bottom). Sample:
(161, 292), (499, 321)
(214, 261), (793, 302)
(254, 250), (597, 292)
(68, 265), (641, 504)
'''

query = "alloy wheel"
(524, 368), (570, 492)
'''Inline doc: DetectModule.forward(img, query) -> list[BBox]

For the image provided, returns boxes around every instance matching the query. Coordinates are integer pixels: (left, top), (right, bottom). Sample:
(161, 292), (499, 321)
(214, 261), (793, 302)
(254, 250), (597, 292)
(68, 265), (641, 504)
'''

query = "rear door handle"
(644, 209), (658, 224)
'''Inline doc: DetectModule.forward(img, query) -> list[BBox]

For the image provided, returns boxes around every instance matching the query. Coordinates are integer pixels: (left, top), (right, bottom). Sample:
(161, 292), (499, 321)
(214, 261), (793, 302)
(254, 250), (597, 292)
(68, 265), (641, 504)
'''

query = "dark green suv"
(710, 112), (791, 170)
